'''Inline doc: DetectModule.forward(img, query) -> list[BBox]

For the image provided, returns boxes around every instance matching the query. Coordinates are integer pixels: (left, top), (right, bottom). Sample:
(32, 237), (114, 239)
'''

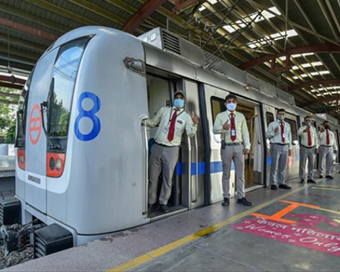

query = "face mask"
(174, 98), (184, 109)
(325, 125), (330, 130)
(226, 103), (236, 111)
(305, 121), (311, 126)
(277, 114), (284, 121)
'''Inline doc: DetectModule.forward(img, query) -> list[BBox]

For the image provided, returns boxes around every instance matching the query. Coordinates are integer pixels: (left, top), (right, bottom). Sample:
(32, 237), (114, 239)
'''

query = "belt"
(271, 143), (288, 146)
(225, 142), (243, 146)
(321, 145), (332, 147)
(156, 142), (179, 148)
(301, 145), (315, 149)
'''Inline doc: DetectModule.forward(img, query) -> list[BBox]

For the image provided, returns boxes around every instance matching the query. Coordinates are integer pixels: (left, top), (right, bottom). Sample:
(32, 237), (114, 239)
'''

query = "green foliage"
(0, 87), (19, 143)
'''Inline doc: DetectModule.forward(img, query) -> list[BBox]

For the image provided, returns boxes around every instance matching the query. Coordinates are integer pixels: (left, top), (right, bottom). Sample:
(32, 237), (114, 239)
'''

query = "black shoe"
(326, 175), (334, 179)
(319, 175), (324, 178)
(160, 204), (169, 213)
(300, 178), (304, 183)
(307, 179), (316, 184)
(237, 197), (252, 206)
(148, 203), (159, 211)
(221, 198), (230, 206)
(271, 185), (277, 190)
(279, 184), (291, 189)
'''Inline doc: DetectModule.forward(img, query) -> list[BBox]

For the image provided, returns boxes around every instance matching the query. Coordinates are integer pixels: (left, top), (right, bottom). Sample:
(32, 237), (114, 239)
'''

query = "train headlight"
(56, 158), (62, 171)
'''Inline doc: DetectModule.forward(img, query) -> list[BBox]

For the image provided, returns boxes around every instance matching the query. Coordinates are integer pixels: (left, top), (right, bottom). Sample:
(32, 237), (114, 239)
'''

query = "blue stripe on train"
(176, 161), (235, 176)
(176, 155), (300, 176)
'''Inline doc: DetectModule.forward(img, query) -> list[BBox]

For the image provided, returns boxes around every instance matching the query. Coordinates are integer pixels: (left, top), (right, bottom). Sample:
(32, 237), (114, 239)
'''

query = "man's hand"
(191, 111), (199, 124)
(223, 119), (230, 130)
(288, 149), (292, 156)
(315, 148), (319, 154)
(274, 126), (279, 133)
(303, 127), (310, 133)
(243, 149), (250, 155)
(334, 150), (337, 154)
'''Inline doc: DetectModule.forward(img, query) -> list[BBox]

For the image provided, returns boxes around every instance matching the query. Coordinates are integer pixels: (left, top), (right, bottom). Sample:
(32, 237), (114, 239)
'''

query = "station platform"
(5, 173), (340, 271)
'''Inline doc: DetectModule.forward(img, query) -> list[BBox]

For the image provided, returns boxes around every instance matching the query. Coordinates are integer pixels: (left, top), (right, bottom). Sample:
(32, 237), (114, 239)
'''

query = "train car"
(2, 26), (339, 257)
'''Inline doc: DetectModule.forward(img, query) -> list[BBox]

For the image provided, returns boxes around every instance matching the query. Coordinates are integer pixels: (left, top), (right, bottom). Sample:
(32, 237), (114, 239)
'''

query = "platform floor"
(5, 173), (340, 271)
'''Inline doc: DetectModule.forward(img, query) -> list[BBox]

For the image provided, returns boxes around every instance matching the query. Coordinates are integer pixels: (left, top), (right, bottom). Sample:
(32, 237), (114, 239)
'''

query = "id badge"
(231, 129), (236, 136)
(163, 124), (169, 133)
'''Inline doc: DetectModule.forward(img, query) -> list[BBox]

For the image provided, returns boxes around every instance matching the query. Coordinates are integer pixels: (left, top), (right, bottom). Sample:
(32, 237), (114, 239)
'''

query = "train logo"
(28, 104), (42, 145)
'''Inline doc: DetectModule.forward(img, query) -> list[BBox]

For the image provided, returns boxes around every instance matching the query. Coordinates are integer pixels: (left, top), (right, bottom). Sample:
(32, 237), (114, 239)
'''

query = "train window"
(15, 68), (35, 148)
(211, 96), (225, 122)
(266, 112), (274, 126)
(47, 37), (90, 138)
(285, 118), (298, 143)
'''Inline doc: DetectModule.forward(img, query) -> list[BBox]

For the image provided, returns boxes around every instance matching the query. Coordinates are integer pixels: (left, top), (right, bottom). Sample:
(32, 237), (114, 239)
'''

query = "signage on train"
(74, 92), (101, 141)
(28, 104), (42, 145)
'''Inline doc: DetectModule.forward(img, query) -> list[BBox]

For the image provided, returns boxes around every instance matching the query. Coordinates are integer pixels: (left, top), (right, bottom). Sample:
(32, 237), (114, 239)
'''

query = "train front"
(13, 26), (150, 251)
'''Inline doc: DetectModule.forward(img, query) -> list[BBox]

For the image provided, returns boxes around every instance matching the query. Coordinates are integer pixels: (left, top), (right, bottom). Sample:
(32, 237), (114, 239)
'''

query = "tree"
(0, 87), (19, 143)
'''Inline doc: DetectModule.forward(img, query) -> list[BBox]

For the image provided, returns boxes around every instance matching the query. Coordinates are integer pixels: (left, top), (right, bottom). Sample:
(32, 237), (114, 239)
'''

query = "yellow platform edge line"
(106, 187), (303, 272)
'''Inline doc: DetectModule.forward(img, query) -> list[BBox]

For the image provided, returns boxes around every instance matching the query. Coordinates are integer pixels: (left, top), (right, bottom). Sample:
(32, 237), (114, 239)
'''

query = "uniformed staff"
(297, 115), (319, 184)
(146, 91), (199, 213)
(318, 121), (337, 179)
(213, 94), (252, 207)
(266, 108), (292, 190)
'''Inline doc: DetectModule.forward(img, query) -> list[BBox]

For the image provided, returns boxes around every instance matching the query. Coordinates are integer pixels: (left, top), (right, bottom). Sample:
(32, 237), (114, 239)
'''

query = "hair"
(225, 94), (237, 102)
(304, 115), (312, 120)
(277, 108), (285, 114)
(323, 120), (330, 125)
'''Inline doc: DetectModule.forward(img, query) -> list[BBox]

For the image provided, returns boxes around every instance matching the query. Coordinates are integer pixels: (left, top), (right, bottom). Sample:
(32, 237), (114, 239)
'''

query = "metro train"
(2, 26), (340, 256)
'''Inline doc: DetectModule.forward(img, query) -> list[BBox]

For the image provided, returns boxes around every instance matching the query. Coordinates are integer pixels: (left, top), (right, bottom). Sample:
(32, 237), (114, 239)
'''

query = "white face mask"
(226, 103), (237, 111)
(277, 114), (284, 121)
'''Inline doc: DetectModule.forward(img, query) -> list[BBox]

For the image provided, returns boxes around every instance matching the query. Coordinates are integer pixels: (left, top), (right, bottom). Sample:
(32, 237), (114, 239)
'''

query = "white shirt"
(298, 125), (319, 148)
(318, 130), (337, 150)
(213, 110), (250, 149)
(146, 107), (197, 146)
(266, 120), (292, 148)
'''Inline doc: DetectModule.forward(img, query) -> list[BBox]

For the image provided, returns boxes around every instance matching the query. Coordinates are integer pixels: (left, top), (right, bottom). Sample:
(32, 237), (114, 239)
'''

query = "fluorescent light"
(287, 29), (298, 37)
(248, 43), (256, 48)
(236, 20), (246, 28)
(293, 76), (299, 79)
(319, 70), (330, 74)
(312, 61), (323, 66)
(268, 7), (281, 15)
(292, 54), (301, 58)
(208, 0), (217, 4)
(279, 56), (286, 61)
(199, 5), (206, 11)
(223, 25), (236, 33)
(302, 53), (314, 56)
(262, 10), (275, 19)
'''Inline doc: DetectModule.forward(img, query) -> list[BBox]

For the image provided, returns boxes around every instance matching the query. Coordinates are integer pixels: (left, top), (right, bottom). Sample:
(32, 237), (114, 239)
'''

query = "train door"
(263, 105), (300, 183)
(205, 85), (264, 204)
(146, 75), (201, 217)
(24, 49), (58, 213)
(313, 121), (319, 171)
(285, 113), (299, 178)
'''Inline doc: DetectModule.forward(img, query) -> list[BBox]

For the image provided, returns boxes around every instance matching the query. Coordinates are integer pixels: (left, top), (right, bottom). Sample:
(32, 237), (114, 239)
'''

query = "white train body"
(14, 26), (340, 247)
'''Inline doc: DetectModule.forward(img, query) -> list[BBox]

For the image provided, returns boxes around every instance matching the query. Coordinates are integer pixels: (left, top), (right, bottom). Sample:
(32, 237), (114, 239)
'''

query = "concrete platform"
(5, 173), (340, 271)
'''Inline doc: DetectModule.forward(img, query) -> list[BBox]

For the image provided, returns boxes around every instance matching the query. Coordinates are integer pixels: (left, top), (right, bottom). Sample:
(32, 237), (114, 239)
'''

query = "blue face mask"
(174, 98), (184, 109)
(226, 103), (236, 111)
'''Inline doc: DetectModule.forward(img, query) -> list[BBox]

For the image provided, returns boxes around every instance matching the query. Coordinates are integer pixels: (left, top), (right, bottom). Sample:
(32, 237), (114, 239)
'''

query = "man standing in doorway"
(266, 109), (292, 190)
(146, 91), (199, 213)
(213, 94), (252, 207)
(318, 121), (337, 179)
(298, 115), (319, 184)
